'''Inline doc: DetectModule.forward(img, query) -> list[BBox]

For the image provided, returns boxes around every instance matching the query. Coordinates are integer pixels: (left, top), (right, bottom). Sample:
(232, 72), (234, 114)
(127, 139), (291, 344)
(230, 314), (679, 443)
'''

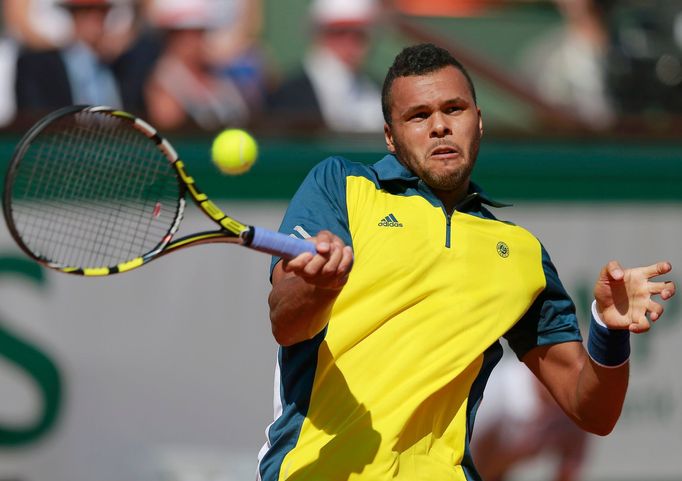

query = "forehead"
(389, 66), (474, 112)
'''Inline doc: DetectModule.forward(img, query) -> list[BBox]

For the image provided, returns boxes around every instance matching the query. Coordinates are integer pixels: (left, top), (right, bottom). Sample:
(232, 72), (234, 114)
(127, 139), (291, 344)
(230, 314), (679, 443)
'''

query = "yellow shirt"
(259, 155), (582, 481)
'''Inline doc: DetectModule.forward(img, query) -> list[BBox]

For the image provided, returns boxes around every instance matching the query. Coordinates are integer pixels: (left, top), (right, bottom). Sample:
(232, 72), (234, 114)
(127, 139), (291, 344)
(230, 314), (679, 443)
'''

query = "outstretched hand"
(594, 261), (676, 333)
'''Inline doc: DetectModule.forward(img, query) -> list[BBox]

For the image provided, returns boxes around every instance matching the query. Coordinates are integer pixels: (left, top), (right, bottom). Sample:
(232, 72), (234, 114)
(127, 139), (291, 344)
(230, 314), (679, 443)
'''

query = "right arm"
(268, 230), (353, 346)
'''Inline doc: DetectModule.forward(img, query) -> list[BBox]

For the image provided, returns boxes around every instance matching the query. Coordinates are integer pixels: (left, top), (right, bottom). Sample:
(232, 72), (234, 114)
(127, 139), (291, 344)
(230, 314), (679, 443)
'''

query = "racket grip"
(248, 227), (317, 259)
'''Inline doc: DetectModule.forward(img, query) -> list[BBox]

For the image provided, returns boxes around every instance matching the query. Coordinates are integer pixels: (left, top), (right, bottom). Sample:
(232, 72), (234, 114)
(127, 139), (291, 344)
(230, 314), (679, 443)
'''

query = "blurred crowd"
(0, 0), (386, 135)
(0, 0), (681, 136)
(523, 0), (682, 132)
(0, 0), (268, 132)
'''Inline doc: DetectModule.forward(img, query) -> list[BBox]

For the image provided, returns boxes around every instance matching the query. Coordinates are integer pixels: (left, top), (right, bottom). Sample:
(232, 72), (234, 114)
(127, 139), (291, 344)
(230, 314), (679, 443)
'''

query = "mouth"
(429, 145), (460, 160)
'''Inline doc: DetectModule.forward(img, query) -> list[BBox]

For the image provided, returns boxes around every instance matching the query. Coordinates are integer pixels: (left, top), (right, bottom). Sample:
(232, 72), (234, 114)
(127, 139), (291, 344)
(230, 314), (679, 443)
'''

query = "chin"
(438, 162), (476, 187)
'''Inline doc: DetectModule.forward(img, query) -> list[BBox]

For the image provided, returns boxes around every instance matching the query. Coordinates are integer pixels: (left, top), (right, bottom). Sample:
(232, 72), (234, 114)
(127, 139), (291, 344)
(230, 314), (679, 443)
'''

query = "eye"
(445, 105), (463, 114)
(409, 112), (429, 121)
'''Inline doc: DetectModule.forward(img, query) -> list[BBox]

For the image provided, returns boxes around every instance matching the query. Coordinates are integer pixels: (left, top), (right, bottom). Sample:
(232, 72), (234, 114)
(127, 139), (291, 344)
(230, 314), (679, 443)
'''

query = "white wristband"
(591, 300), (608, 327)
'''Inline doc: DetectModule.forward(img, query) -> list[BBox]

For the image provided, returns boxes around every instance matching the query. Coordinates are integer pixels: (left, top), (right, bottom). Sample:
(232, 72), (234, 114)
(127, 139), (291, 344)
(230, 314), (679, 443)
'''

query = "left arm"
(523, 261), (675, 435)
(523, 340), (627, 436)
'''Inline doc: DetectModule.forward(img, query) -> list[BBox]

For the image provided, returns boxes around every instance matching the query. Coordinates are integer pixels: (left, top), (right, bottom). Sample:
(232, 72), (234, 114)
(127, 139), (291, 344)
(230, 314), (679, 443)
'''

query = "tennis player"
(257, 43), (676, 481)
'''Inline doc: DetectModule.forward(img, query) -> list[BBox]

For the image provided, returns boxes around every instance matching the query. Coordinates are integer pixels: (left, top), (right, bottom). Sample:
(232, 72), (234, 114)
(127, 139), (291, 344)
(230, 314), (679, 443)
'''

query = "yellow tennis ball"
(211, 129), (258, 175)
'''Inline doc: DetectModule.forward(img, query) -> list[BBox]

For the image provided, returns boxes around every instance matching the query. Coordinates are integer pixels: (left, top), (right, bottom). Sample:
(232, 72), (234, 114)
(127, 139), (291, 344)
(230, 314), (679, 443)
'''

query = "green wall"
(2, 135), (678, 202)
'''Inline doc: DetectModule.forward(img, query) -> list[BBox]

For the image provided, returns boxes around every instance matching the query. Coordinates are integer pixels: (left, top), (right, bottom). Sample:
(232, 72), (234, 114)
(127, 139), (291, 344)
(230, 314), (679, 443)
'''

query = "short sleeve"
(269, 157), (352, 275)
(504, 243), (583, 359)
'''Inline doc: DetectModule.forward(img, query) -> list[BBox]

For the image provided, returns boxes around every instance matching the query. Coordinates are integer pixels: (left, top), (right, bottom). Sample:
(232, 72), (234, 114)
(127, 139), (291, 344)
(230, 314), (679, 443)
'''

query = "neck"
(431, 179), (470, 214)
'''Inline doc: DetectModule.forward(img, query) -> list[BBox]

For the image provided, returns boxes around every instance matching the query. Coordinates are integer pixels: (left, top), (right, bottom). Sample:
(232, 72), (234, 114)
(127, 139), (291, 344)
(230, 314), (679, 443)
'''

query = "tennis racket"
(2, 105), (316, 276)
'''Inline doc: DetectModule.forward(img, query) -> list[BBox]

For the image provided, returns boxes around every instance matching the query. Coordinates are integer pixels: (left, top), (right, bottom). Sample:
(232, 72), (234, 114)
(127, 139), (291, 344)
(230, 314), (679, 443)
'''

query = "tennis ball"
(211, 129), (258, 175)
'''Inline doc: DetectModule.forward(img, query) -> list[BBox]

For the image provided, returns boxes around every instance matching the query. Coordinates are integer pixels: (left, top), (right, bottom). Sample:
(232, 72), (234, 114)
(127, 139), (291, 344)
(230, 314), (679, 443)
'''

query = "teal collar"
(372, 154), (510, 209)
(373, 154), (419, 182)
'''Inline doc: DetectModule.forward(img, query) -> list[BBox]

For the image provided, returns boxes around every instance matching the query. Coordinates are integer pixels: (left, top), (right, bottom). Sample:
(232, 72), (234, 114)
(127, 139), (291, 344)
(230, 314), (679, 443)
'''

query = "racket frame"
(2, 106), (276, 276)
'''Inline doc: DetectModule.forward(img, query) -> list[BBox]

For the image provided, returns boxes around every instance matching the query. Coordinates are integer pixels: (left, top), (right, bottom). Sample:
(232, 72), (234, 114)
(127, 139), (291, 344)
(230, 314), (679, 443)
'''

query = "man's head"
(310, 0), (377, 72)
(382, 44), (482, 207)
(382, 43), (477, 126)
(58, 0), (114, 50)
(150, 0), (215, 62)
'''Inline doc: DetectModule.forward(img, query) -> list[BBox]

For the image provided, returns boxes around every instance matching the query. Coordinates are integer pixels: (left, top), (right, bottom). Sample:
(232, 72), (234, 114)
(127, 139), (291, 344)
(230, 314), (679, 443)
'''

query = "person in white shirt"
(266, 0), (384, 134)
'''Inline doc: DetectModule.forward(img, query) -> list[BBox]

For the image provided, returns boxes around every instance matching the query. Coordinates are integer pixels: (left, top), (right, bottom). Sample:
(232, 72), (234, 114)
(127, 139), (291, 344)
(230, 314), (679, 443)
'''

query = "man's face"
(319, 24), (371, 72)
(70, 7), (110, 47)
(384, 66), (483, 195)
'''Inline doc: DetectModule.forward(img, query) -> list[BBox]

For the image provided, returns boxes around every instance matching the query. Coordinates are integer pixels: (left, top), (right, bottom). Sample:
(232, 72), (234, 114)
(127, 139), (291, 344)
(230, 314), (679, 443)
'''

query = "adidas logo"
(378, 213), (404, 227)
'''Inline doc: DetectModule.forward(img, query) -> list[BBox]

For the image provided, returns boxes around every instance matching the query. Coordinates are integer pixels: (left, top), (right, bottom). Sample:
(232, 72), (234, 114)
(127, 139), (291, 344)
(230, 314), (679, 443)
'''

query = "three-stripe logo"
(378, 213), (403, 227)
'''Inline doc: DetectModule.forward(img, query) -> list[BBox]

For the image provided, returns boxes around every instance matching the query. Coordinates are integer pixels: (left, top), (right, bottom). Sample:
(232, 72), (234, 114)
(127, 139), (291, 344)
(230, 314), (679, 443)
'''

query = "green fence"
(1, 135), (681, 202)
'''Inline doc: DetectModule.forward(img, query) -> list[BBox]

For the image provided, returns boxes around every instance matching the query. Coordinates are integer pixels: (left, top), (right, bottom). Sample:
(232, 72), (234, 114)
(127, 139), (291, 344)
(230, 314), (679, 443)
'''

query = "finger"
(331, 245), (354, 281)
(649, 280), (676, 297)
(301, 252), (332, 277)
(319, 234), (348, 275)
(282, 252), (314, 273)
(320, 243), (344, 277)
(630, 317), (651, 333)
(314, 230), (335, 255)
(294, 231), (335, 275)
(337, 245), (354, 275)
(606, 260), (624, 281)
(661, 281), (676, 300)
(648, 300), (664, 322)
(325, 245), (354, 289)
(643, 261), (672, 279)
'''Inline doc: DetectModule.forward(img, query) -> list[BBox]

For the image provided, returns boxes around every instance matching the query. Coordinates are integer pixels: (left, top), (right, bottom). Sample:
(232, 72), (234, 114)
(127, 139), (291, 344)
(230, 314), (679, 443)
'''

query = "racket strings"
(14, 201), (171, 265)
(9, 111), (181, 268)
(73, 119), (178, 265)
(113, 125), (175, 260)
(18, 145), (176, 267)
(76, 122), (159, 265)
(14, 196), (177, 270)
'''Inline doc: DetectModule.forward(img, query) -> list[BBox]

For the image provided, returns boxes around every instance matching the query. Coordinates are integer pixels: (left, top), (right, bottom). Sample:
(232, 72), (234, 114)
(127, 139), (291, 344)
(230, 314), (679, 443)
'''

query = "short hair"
(381, 43), (477, 125)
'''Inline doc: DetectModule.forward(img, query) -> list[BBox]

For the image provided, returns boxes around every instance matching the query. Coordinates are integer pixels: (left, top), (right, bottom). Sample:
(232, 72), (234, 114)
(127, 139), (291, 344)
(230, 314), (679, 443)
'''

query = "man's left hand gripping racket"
(2, 105), (316, 276)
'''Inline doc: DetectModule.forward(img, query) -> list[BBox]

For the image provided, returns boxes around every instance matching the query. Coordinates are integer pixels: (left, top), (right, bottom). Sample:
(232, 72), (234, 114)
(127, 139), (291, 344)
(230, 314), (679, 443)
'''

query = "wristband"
(587, 300), (630, 367)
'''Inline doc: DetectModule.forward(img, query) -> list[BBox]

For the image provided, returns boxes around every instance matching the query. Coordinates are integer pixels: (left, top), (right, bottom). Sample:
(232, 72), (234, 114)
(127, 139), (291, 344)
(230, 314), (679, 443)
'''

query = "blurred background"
(0, 0), (680, 480)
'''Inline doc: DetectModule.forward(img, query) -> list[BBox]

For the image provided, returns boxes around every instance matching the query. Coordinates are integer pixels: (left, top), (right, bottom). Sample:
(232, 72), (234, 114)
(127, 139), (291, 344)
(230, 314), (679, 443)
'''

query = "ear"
(384, 123), (396, 153)
(477, 108), (484, 138)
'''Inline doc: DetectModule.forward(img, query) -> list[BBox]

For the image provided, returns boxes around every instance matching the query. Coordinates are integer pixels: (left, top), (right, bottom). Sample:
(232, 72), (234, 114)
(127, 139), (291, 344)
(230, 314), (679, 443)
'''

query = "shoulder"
(307, 156), (376, 183)
(292, 156), (378, 206)
(267, 69), (317, 109)
(16, 49), (65, 77)
(17, 48), (61, 65)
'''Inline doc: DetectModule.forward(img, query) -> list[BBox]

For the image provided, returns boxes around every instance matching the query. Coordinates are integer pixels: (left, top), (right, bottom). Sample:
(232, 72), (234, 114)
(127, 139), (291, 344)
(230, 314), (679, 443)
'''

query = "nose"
(429, 112), (451, 138)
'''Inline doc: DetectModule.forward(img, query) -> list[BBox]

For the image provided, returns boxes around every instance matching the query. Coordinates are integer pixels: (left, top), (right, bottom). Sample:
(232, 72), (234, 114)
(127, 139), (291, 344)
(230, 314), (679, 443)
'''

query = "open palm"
(594, 261), (675, 333)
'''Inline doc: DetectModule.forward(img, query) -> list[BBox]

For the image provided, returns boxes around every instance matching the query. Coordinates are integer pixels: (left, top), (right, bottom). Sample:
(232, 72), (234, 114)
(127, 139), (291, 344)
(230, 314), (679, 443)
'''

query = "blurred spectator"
(604, 0), (682, 117)
(144, 0), (251, 131)
(522, 0), (615, 130)
(204, 0), (269, 110)
(0, 13), (18, 127)
(13, 0), (154, 122)
(265, 0), (384, 134)
(523, 0), (682, 131)
(107, 0), (163, 117)
(472, 357), (590, 481)
(3, 0), (74, 50)
(4, 0), (150, 57)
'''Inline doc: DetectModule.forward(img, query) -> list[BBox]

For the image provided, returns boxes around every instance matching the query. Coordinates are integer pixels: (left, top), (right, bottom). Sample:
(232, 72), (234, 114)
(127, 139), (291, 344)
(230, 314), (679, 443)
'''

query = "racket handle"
(247, 226), (317, 259)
